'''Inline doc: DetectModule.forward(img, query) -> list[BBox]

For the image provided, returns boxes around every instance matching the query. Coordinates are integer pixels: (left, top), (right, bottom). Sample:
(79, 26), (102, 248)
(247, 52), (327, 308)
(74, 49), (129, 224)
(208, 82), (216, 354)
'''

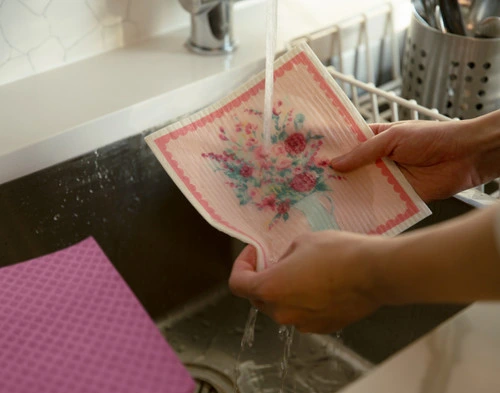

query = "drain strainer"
(187, 363), (234, 393)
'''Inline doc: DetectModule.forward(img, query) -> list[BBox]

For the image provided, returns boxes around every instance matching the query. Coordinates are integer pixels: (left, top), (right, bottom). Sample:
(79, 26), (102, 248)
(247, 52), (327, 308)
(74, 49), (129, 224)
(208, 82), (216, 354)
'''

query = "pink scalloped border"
(154, 51), (420, 245)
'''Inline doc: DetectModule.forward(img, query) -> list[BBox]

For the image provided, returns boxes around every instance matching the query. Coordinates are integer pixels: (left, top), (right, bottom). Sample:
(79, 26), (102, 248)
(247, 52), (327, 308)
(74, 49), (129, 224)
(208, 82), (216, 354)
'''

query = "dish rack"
(287, 1), (499, 201)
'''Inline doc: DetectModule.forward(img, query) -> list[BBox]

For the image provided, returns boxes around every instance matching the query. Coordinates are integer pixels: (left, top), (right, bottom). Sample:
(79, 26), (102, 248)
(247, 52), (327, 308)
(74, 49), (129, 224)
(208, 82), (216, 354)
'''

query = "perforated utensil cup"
(401, 9), (500, 119)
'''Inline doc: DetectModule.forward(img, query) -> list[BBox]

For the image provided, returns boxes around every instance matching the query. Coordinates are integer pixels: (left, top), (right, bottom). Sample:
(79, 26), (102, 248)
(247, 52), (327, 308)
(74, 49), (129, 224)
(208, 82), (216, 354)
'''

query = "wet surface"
(0, 131), (233, 320)
(159, 288), (372, 393)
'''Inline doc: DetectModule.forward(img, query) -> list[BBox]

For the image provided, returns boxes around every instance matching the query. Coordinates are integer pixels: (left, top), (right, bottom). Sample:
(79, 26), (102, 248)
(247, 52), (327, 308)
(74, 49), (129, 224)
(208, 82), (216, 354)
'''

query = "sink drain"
(187, 363), (234, 393)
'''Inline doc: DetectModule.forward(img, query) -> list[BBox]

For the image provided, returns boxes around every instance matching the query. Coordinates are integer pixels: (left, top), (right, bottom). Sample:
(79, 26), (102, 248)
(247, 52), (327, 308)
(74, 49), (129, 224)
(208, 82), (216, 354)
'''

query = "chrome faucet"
(179, 0), (237, 55)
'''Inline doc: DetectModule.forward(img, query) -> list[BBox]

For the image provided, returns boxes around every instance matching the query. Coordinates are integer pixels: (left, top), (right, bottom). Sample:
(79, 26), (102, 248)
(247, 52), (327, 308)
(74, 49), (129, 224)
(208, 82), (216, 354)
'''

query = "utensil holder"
(401, 9), (500, 119)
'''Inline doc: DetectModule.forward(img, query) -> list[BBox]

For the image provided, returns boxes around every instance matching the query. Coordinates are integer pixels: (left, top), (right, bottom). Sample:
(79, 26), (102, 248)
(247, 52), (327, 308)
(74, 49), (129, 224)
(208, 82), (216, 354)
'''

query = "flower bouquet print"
(203, 111), (341, 231)
(146, 43), (431, 271)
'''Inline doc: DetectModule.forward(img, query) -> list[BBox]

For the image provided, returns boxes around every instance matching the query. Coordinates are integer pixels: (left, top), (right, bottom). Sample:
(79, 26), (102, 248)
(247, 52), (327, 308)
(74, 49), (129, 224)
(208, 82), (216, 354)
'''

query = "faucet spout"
(179, 0), (237, 55)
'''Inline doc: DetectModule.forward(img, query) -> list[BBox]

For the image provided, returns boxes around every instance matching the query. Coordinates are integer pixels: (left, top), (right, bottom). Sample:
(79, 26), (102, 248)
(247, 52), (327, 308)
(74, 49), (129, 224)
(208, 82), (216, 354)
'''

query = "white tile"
(66, 27), (103, 63)
(101, 21), (141, 50)
(28, 37), (64, 72)
(0, 0), (50, 53)
(45, 0), (98, 48)
(19, 0), (51, 15)
(0, 54), (34, 85)
(87, 0), (128, 27)
(10, 47), (25, 58)
(128, 0), (187, 38)
(0, 27), (11, 65)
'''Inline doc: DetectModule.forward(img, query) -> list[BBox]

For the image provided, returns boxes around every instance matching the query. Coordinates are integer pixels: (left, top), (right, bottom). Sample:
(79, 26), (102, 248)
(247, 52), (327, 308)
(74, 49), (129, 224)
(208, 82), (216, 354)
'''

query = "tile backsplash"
(0, 0), (188, 86)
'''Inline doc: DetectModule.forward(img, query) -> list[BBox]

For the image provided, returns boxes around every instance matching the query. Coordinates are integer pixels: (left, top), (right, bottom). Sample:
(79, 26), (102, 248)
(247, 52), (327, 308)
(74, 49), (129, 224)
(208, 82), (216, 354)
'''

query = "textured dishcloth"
(146, 43), (431, 270)
(0, 237), (195, 393)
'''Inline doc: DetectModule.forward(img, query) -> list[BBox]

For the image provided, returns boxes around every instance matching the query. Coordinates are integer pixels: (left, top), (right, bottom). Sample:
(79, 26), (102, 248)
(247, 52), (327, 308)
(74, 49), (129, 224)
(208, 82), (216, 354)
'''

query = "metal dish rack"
(287, 1), (499, 201)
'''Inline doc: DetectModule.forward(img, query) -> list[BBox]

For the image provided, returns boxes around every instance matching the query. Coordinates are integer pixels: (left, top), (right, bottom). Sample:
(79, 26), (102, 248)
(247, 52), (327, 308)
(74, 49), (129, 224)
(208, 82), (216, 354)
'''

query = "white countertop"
(0, 0), (410, 185)
(341, 302), (500, 393)
(2, 0), (499, 390)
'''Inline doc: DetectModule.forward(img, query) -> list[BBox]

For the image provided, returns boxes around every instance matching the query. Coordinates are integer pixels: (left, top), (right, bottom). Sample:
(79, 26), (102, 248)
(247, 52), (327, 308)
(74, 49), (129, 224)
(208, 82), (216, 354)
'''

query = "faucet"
(179, 0), (237, 55)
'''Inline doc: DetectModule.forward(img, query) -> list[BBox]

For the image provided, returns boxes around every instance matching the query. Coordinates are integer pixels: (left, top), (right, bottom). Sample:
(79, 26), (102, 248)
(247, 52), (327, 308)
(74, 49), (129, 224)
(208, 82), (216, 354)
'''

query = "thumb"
(229, 245), (260, 299)
(329, 130), (395, 172)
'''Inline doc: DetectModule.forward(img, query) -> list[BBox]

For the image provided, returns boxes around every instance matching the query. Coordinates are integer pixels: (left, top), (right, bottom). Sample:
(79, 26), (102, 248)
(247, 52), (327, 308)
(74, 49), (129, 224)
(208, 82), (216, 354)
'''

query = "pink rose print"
(202, 102), (345, 229)
(290, 172), (317, 193)
(271, 143), (286, 156)
(258, 195), (276, 211)
(277, 200), (290, 215)
(259, 159), (273, 170)
(248, 188), (259, 198)
(276, 157), (292, 170)
(240, 164), (253, 178)
(316, 159), (330, 167)
(273, 99), (283, 116)
(253, 145), (269, 161)
(246, 137), (258, 147)
(285, 133), (307, 155)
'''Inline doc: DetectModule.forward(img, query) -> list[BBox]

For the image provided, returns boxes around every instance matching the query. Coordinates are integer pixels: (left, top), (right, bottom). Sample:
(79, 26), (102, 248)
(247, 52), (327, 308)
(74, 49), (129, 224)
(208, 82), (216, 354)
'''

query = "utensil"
(435, 4), (447, 33)
(421, 0), (437, 28)
(439, 0), (467, 35)
(463, 0), (500, 37)
(413, 0), (435, 28)
(475, 16), (500, 38)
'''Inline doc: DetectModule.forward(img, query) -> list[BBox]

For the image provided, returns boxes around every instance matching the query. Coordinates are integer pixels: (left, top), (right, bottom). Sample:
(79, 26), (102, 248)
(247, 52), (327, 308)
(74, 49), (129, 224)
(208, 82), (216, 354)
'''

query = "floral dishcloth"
(146, 43), (431, 271)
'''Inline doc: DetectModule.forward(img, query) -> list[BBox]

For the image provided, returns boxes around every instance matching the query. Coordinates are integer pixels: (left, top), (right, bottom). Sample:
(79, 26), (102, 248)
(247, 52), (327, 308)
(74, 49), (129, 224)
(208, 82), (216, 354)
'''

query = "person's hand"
(329, 118), (495, 202)
(229, 232), (384, 333)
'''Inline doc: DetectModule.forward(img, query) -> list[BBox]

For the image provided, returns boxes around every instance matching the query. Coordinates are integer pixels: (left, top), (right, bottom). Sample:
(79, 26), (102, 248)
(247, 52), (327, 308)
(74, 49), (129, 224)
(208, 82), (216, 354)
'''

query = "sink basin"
(0, 123), (489, 390)
(159, 287), (371, 393)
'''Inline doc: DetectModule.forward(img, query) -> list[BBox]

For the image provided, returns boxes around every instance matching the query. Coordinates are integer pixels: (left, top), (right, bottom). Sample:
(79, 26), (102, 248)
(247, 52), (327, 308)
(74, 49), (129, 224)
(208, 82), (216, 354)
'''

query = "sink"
(159, 287), (372, 393)
(0, 125), (487, 391)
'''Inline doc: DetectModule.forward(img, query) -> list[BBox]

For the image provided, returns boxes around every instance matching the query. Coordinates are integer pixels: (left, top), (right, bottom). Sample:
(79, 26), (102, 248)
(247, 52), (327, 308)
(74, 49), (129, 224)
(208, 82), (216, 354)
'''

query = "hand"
(229, 232), (383, 333)
(329, 118), (493, 202)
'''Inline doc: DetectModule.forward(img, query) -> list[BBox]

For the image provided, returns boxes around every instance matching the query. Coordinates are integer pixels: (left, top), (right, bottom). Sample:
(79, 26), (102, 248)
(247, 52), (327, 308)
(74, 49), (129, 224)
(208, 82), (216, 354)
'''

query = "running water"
(235, 1), (289, 391)
(234, 307), (259, 393)
(262, 0), (278, 150)
(278, 325), (295, 393)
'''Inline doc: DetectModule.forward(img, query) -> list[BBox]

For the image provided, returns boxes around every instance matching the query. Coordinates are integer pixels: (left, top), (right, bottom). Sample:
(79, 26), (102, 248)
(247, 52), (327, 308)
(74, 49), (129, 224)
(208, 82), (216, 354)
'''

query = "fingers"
(229, 245), (260, 299)
(329, 130), (396, 173)
(369, 122), (393, 135)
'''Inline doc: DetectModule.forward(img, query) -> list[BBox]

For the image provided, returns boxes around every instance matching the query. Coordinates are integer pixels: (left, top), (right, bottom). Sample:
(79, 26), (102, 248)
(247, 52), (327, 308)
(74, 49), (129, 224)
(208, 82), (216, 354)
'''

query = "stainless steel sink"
(158, 287), (372, 393)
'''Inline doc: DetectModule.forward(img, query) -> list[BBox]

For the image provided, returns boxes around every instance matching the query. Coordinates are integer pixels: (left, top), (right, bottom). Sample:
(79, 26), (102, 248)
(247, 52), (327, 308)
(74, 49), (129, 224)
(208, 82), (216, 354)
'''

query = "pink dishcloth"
(0, 237), (195, 393)
(146, 43), (431, 271)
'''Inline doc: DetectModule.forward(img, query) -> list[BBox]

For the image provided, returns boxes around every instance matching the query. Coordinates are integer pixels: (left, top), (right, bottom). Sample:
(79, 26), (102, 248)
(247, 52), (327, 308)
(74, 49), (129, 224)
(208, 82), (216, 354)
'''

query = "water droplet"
(53, 214), (60, 221)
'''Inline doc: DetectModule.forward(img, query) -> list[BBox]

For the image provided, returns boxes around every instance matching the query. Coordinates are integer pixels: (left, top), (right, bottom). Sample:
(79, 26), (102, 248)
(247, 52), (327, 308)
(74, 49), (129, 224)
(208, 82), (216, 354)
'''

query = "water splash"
(234, 306), (259, 392)
(278, 325), (295, 393)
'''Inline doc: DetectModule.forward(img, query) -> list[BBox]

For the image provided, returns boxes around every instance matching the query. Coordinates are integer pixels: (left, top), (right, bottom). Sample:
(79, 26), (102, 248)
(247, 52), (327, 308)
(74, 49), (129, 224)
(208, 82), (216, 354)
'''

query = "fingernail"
(329, 157), (343, 168)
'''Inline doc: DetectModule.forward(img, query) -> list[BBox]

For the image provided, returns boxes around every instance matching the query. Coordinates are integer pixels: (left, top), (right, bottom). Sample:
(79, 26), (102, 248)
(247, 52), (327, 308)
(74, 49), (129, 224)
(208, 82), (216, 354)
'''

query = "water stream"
(235, 1), (299, 391)
(262, 0), (278, 150)
(234, 306), (259, 393)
